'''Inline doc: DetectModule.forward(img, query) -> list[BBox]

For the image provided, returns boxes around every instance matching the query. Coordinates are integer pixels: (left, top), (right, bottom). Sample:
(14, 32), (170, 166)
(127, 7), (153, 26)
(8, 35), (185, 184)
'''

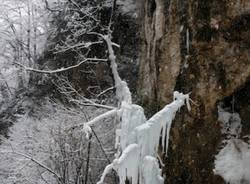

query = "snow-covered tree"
(5, 1), (191, 184)
(0, 0), (50, 94)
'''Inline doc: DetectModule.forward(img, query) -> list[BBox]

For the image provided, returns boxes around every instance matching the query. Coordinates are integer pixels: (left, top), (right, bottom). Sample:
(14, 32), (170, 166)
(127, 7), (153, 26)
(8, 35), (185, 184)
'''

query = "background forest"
(0, 0), (139, 183)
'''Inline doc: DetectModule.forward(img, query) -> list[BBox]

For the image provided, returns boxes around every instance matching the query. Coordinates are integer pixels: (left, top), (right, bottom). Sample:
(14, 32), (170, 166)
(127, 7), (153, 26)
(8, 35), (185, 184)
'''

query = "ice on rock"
(218, 106), (242, 137)
(214, 139), (250, 184)
(214, 106), (250, 183)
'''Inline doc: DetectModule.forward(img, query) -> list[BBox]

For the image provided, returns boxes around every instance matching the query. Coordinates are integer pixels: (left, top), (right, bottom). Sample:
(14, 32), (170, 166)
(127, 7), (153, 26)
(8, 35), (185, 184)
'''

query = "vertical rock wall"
(138, 0), (250, 183)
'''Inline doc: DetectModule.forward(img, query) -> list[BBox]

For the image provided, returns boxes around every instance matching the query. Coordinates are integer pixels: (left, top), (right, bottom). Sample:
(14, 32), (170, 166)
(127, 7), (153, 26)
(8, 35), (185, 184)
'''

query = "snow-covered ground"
(0, 100), (58, 184)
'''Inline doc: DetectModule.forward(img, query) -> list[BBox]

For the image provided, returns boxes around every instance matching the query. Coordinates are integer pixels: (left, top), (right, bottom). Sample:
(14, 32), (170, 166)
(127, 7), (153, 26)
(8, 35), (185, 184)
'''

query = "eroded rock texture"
(138, 0), (250, 183)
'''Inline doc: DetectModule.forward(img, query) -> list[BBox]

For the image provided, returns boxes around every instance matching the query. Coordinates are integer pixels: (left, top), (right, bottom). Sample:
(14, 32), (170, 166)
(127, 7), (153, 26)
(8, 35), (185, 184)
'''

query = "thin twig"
(12, 151), (62, 182)
(96, 86), (115, 98)
(69, 99), (115, 110)
(84, 135), (92, 184)
(91, 128), (111, 163)
(53, 41), (103, 54)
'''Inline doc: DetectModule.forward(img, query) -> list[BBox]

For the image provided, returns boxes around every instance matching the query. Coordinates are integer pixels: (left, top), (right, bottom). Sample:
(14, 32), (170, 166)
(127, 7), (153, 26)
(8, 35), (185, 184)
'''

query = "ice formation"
(98, 34), (190, 184)
(98, 91), (190, 184)
(214, 139), (250, 184)
(141, 156), (164, 184)
(214, 106), (250, 183)
(217, 106), (242, 138)
(119, 102), (146, 150)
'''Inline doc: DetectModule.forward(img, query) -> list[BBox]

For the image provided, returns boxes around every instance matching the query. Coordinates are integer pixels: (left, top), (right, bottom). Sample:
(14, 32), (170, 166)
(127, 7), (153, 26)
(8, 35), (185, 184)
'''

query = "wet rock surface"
(138, 0), (250, 183)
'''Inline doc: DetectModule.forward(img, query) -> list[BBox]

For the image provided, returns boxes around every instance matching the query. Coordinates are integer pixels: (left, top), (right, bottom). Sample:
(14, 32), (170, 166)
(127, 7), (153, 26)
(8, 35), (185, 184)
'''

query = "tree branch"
(14, 58), (107, 74)
(69, 99), (115, 110)
(69, 109), (118, 130)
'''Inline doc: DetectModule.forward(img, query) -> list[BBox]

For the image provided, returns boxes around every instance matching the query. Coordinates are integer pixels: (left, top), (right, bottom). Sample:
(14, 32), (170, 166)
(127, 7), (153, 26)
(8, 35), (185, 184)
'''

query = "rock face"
(138, 0), (250, 183)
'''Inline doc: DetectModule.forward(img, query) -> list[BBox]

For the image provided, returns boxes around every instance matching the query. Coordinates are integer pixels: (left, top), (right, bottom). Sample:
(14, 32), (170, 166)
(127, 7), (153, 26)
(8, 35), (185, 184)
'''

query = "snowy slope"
(0, 98), (116, 184)
(0, 100), (58, 184)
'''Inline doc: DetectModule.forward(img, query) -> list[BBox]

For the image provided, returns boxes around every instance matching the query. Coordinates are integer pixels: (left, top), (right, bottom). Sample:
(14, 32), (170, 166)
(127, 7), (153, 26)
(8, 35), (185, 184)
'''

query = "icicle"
(98, 92), (190, 184)
(114, 144), (140, 184)
(115, 129), (121, 149)
(142, 156), (164, 184)
(119, 102), (146, 150)
(98, 30), (191, 184)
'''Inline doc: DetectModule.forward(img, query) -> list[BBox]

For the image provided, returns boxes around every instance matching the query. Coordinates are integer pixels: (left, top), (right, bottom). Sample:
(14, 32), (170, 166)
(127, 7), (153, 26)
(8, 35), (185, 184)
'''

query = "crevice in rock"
(148, 0), (156, 17)
(219, 79), (250, 136)
(194, 0), (213, 42)
(178, 0), (190, 59)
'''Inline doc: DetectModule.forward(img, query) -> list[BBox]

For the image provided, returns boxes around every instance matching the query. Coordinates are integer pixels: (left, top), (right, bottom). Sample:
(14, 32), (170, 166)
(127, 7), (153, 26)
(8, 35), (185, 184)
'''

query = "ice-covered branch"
(69, 99), (115, 110)
(96, 163), (114, 184)
(86, 32), (131, 104)
(53, 41), (104, 54)
(93, 18), (191, 184)
(14, 58), (107, 74)
(96, 86), (115, 98)
(51, 75), (115, 110)
(103, 34), (132, 104)
(71, 109), (118, 130)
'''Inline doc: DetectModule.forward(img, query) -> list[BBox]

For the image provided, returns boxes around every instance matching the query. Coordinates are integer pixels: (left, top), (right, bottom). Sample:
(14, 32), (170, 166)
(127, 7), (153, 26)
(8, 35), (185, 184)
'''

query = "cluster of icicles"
(96, 34), (190, 184)
(97, 91), (190, 184)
